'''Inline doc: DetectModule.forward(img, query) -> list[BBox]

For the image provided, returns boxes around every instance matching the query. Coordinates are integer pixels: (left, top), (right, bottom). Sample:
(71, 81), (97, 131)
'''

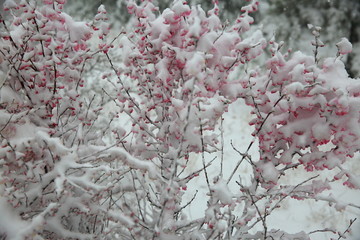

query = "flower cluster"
(246, 40), (360, 189)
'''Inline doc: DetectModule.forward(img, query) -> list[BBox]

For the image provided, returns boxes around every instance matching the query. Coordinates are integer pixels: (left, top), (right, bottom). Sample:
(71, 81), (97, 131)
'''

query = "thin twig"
(247, 190), (267, 239)
(181, 157), (217, 182)
(175, 190), (198, 215)
(268, 174), (320, 214)
(219, 116), (224, 178)
(227, 95), (285, 184)
(337, 218), (357, 240)
(198, 102), (211, 194)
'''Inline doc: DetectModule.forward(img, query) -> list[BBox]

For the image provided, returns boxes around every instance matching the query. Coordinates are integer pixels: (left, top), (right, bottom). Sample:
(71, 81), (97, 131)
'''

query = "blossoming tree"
(0, 0), (359, 239)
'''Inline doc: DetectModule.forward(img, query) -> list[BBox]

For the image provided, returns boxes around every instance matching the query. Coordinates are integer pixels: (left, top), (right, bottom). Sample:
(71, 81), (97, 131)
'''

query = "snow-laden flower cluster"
(246, 41), (360, 189)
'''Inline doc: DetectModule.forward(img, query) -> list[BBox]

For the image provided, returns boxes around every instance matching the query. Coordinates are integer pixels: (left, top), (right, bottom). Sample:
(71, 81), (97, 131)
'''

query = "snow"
(187, 13), (201, 38)
(284, 81), (305, 94)
(210, 178), (233, 205)
(0, 198), (27, 240)
(185, 52), (205, 76)
(336, 37), (352, 55)
(319, 57), (357, 90)
(108, 147), (158, 179)
(196, 31), (217, 52)
(61, 13), (92, 42)
(171, 0), (190, 16)
(259, 162), (279, 183)
(311, 123), (331, 142)
(0, 86), (22, 106)
(3, 0), (17, 10)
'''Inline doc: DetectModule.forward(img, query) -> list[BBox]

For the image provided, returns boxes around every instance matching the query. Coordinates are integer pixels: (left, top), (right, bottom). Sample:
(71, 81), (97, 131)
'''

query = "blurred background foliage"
(263, 0), (360, 77)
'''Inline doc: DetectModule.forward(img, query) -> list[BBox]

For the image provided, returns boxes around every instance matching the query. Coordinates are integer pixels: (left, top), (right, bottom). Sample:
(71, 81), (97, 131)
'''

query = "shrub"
(0, 0), (358, 239)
